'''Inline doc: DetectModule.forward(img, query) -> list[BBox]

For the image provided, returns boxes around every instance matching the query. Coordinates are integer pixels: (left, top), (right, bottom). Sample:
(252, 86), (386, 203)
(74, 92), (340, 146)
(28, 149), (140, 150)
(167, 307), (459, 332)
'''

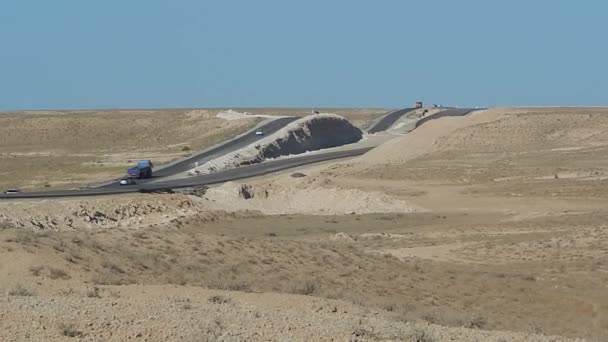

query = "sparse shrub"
(463, 315), (487, 329)
(57, 288), (75, 296)
(53, 242), (65, 252)
(382, 303), (397, 312)
(290, 172), (306, 178)
(206, 271), (253, 292)
(131, 231), (148, 240)
(410, 328), (435, 342)
(208, 295), (231, 304)
(44, 184), (51, 188)
(49, 267), (71, 280)
(200, 318), (225, 342)
(289, 277), (319, 296)
(59, 323), (82, 338)
(101, 261), (125, 274)
(0, 220), (15, 229)
(29, 265), (44, 277)
(182, 146), (191, 152)
(86, 287), (101, 298)
(64, 250), (83, 264)
(5, 231), (36, 245)
(8, 284), (34, 296)
(523, 275), (536, 282)
(168, 272), (188, 286)
(91, 273), (134, 286)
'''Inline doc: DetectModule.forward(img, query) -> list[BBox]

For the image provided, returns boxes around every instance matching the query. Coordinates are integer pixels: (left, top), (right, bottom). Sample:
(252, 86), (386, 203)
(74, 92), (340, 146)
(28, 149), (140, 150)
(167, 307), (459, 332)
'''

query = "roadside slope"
(188, 114), (362, 175)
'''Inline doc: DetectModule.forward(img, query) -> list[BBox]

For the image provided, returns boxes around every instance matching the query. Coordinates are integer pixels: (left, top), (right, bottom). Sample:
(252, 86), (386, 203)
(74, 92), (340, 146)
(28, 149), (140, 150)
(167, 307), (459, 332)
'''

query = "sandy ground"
(0, 108), (386, 191)
(385, 108), (445, 134)
(1, 107), (607, 341)
(0, 109), (260, 190)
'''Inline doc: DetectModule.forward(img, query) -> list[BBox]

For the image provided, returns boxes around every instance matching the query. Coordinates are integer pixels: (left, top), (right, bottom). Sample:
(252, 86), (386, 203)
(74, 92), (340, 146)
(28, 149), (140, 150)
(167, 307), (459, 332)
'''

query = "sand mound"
(216, 109), (279, 121)
(356, 107), (608, 167)
(359, 109), (500, 165)
(0, 195), (203, 231)
(202, 182), (422, 215)
(189, 114), (363, 175)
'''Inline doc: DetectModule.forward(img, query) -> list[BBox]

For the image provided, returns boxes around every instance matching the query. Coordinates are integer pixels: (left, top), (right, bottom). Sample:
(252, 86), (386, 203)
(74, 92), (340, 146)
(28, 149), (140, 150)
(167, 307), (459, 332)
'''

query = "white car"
(255, 129), (264, 136)
(4, 189), (20, 195)
(119, 178), (136, 186)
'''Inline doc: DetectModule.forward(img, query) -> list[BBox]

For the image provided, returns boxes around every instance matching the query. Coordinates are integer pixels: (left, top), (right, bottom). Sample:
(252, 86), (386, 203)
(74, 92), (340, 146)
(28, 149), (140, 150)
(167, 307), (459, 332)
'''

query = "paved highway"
(0, 107), (480, 199)
(367, 108), (415, 134)
(100, 116), (299, 188)
(0, 147), (373, 199)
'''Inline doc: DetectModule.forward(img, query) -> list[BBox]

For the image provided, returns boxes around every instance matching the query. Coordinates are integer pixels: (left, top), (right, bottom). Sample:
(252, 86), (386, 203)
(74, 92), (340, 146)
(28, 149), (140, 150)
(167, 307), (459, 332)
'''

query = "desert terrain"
(0, 108), (388, 191)
(1, 107), (607, 341)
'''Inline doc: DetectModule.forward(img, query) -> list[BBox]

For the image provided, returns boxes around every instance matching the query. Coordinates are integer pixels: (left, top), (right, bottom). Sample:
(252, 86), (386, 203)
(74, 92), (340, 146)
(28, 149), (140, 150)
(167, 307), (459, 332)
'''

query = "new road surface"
(100, 116), (299, 189)
(1, 147), (374, 199)
(367, 108), (415, 133)
(0, 107), (481, 199)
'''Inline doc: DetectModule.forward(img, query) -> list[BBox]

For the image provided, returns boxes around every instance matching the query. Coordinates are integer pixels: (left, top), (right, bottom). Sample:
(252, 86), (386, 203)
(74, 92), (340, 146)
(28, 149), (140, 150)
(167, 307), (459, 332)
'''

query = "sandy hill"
(189, 114), (362, 175)
(2, 107), (607, 341)
(283, 107), (608, 207)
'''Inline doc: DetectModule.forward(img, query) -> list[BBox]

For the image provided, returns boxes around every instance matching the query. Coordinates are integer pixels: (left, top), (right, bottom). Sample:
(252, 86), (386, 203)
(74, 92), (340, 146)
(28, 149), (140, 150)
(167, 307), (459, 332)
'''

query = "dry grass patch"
(58, 322), (82, 338)
(48, 267), (71, 280)
(0, 109), (261, 189)
(86, 287), (101, 298)
(8, 284), (34, 297)
(208, 294), (231, 304)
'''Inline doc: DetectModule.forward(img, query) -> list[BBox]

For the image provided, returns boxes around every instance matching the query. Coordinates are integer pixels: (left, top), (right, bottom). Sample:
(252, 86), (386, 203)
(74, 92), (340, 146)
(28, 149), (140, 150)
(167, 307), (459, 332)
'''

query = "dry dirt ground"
(0, 108), (387, 191)
(0, 109), (259, 190)
(1, 107), (607, 341)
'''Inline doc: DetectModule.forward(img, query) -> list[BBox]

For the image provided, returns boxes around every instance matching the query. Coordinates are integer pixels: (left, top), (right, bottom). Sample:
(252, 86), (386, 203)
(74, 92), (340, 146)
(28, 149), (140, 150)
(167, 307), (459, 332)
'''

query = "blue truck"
(127, 160), (154, 179)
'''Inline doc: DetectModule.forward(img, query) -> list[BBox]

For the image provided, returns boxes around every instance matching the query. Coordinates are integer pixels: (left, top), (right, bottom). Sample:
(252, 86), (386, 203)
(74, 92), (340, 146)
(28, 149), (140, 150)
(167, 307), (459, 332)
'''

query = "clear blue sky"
(1, 0), (606, 110)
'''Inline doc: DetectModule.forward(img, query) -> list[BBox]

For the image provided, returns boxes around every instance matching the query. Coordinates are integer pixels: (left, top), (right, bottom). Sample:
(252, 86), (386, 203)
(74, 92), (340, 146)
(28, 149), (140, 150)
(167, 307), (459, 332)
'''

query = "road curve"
(367, 108), (415, 134)
(0, 148), (372, 199)
(99, 116), (299, 189)
(415, 108), (482, 128)
(0, 107), (482, 199)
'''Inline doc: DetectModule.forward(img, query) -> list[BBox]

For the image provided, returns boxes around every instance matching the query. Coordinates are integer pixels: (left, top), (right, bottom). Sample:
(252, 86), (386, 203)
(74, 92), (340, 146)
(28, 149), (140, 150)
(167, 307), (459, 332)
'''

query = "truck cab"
(128, 160), (154, 179)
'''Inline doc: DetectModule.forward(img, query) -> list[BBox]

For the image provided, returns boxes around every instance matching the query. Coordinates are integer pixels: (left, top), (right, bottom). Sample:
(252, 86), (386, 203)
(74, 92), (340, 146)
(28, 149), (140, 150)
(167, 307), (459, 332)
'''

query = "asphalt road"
(0, 147), (373, 199)
(100, 116), (299, 189)
(0, 107), (480, 199)
(367, 108), (415, 134)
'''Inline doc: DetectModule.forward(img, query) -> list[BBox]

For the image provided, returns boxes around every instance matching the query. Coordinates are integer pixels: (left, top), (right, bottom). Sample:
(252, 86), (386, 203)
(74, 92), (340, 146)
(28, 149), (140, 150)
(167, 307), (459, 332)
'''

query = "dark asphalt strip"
(0, 147), (372, 199)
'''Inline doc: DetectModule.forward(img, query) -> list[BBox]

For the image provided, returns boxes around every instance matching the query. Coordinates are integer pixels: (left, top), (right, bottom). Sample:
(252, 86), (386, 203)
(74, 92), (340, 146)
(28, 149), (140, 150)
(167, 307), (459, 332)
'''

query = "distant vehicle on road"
(4, 189), (21, 195)
(255, 129), (264, 136)
(119, 178), (136, 186)
(127, 160), (153, 179)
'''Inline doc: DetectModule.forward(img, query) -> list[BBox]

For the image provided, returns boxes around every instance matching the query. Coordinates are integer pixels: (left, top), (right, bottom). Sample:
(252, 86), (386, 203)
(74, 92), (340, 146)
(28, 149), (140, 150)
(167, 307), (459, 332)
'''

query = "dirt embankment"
(0, 194), (206, 231)
(189, 114), (363, 175)
(202, 181), (423, 215)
